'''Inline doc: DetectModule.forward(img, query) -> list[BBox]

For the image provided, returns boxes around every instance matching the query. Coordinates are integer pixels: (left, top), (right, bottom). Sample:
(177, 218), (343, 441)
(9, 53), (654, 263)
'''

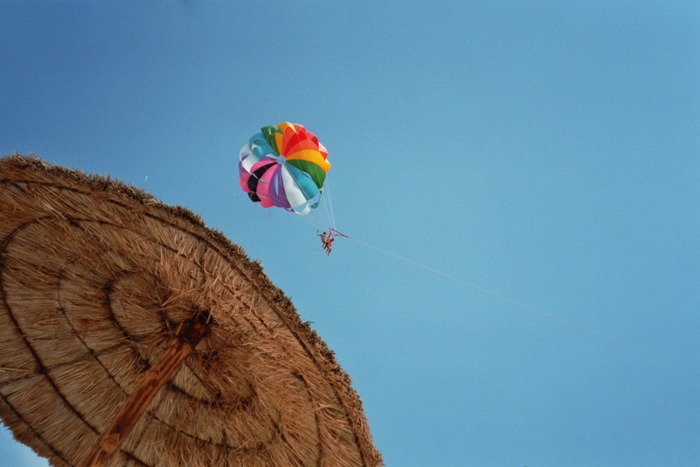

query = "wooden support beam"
(82, 312), (210, 467)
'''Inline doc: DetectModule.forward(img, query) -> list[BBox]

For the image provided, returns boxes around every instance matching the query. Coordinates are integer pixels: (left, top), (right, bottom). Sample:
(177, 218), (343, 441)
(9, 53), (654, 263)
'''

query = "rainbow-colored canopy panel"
(239, 122), (330, 215)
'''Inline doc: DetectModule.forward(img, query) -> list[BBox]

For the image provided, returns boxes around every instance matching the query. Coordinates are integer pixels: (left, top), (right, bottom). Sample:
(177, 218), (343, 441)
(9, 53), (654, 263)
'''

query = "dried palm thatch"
(0, 154), (382, 467)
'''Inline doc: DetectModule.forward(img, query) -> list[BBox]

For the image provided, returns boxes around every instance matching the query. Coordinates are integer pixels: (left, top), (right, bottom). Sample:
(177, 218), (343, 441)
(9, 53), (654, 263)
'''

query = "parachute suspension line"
(296, 208), (327, 232)
(293, 195), (333, 234)
(345, 235), (700, 376)
(295, 175), (336, 234)
(321, 176), (336, 230)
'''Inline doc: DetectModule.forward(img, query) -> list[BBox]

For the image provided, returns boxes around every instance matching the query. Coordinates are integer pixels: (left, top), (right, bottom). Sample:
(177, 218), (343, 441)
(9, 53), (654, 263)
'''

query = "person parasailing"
(317, 231), (334, 255)
(316, 228), (347, 255)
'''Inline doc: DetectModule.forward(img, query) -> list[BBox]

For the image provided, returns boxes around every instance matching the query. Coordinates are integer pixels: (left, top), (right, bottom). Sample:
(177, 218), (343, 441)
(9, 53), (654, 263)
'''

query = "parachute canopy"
(239, 122), (331, 215)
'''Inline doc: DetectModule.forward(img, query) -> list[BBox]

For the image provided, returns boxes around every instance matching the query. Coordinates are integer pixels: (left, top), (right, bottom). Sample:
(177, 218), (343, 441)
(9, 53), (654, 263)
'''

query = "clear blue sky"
(1, 1), (699, 466)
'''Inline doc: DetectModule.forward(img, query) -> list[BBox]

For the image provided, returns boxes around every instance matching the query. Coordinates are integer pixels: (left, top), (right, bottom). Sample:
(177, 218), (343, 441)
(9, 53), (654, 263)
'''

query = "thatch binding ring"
(0, 155), (382, 466)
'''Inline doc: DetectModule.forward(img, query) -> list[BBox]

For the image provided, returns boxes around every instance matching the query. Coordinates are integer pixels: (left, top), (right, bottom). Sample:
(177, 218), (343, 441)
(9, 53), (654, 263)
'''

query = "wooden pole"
(82, 312), (210, 467)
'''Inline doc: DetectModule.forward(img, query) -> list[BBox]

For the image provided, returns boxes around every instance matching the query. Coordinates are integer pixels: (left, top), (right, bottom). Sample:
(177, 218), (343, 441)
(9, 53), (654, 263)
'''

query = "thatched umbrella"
(0, 155), (382, 466)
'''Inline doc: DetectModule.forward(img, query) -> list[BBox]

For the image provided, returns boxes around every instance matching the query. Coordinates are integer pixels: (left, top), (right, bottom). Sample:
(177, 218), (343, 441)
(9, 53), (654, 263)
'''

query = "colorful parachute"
(239, 122), (331, 215)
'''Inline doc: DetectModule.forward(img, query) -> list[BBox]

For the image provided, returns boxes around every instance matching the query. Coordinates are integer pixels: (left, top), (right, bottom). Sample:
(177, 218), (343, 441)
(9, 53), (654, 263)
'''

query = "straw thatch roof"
(0, 154), (382, 466)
